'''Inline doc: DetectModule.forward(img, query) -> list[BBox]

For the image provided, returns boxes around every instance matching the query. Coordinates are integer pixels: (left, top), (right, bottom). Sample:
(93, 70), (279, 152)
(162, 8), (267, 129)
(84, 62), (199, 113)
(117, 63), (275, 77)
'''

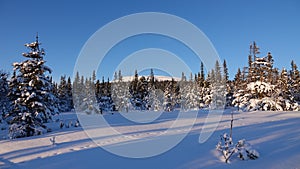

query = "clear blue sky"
(0, 0), (299, 82)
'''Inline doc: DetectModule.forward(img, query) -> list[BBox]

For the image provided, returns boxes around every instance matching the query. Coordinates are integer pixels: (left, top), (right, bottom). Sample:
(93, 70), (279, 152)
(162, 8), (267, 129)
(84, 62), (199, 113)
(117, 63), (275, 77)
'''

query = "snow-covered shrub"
(236, 139), (260, 160)
(9, 123), (26, 139)
(35, 126), (47, 135)
(74, 120), (80, 127)
(216, 133), (259, 163)
(79, 98), (100, 114)
(8, 121), (48, 139)
(232, 81), (299, 111)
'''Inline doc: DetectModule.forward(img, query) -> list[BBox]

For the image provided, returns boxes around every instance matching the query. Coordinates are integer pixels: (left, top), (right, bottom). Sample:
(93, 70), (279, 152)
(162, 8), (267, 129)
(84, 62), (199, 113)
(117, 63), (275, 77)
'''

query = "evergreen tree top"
(22, 34), (45, 59)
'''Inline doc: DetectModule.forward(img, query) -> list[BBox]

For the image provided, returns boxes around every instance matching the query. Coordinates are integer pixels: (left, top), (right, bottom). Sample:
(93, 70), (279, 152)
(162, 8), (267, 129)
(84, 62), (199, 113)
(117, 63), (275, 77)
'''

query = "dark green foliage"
(7, 36), (59, 138)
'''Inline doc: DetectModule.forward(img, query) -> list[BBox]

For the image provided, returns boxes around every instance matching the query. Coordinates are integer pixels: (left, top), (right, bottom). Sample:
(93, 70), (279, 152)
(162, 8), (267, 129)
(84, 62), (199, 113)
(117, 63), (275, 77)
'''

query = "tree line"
(0, 37), (299, 138)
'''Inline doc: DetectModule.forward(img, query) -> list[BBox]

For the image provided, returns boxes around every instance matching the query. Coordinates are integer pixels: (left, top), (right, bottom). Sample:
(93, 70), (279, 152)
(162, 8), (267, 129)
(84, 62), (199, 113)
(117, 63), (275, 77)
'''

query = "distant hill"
(112, 75), (181, 82)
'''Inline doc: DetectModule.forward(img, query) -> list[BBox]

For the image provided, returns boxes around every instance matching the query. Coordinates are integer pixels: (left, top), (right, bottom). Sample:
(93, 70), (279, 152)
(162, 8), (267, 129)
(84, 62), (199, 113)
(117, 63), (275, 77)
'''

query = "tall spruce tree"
(67, 76), (73, 109)
(57, 75), (73, 112)
(112, 80), (131, 112)
(209, 61), (226, 109)
(248, 54), (253, 82)
(181, 72), (187, 82)
(290, 61), (300, 101)
(0, 71), (10, 125)
(180, 81), (199, 111)
(223, 60), (229, 83)
(7, 35), (59, 138)
(118, 70), (123, 82)
(72, 71), (83, 108)
(199, 62), (205, 87)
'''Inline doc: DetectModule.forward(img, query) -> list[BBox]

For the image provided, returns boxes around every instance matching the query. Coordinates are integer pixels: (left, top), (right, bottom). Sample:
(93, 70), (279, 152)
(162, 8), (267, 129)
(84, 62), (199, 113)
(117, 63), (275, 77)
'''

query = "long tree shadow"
(2, 112), (300, 169)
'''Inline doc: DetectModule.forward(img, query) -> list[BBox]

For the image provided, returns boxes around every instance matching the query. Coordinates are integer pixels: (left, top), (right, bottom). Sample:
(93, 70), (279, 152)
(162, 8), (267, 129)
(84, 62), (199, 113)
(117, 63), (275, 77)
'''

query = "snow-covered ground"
(1, 110), (299, 169)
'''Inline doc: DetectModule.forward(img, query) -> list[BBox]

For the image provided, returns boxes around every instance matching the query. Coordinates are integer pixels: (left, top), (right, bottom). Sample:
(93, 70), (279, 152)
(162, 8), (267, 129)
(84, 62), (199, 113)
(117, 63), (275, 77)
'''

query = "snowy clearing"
(0, 110), (300, 169)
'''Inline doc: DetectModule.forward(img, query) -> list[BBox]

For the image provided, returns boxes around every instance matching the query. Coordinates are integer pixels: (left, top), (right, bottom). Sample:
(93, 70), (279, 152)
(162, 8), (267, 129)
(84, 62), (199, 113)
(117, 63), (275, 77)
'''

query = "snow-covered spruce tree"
(0, 71), (10, 129)
(198, 86), (211, 108)
(95, 79), (101, 101)
(129, 70), (140, 109)
(181, 72), (187, 82)
(163, 79), (180, 111)
(232, 50), (279, 111)
(180, 80), (199, 111)
(66, 77), (73, 109)
(129, 71), (150, 110)
(209, 61), (226, 110)
(200, 71), (213, 107)
(240, 81), (281, 111)
(145, 69), (165, 111)
(275, 68), (299, 111)
(57, 75), (73, 112)
(231, 68), (246, 111)
(78, 76), (100, 114)
(97, 77), (114, 112)
(111, 81), (131, 112)
(118, 70), (123, 82)
(290, 61), (300, 102)
(7, 35), (59, 138)
(223, 59), (234, 107)
(231, 42), (298, 111)
(137, 76), (149, 110)
(193, 69), (211, 108)
(73, 72), (96, 114)
(72, 72), (85, 110)
(147, 86), (164, 111)
(199, 62), (205, 87)
(163, 84), (173, 112)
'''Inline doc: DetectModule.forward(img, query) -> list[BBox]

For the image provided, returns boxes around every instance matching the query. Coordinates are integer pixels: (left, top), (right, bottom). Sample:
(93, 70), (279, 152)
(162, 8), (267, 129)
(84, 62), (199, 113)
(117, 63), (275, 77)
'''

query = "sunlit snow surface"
(0, 110), (299, 169)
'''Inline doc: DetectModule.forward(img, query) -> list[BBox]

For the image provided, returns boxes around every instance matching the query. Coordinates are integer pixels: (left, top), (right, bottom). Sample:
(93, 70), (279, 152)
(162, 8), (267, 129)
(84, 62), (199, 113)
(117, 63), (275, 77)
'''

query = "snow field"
(0, 110), (299, 169)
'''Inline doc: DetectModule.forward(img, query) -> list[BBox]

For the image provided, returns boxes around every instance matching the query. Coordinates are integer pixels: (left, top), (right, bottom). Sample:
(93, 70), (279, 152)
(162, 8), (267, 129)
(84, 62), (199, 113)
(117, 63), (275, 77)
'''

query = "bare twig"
(230, 111), (234, 139)
(225, 146), (236, 163)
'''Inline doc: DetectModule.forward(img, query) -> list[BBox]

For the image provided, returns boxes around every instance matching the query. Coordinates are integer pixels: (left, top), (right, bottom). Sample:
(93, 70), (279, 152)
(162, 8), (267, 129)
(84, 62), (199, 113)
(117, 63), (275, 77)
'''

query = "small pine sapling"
(74, 120), (80, 127)
(236, 139), (259, 160)
(216, 111), (259, 163)
(60, 121), (64, 129)
(50, 136), (56, 146)
(216, 133), (234, 163)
